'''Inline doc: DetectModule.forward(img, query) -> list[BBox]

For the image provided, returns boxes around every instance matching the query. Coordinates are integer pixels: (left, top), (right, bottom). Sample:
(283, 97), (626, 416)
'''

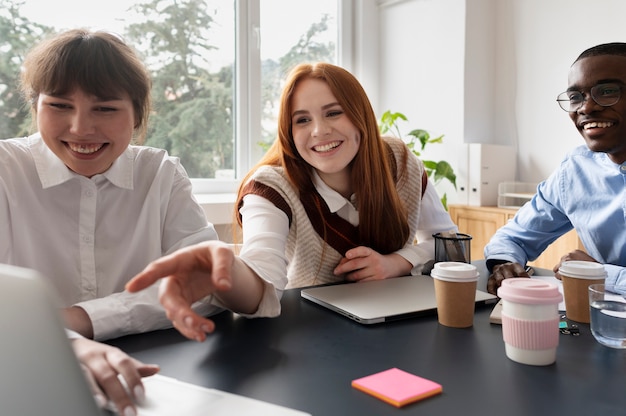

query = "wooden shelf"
(448, 204), (584, 270)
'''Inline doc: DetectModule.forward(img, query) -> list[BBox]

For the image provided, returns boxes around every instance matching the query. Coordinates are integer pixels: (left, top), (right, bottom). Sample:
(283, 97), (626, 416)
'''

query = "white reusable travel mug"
(497, 278), (563, 366)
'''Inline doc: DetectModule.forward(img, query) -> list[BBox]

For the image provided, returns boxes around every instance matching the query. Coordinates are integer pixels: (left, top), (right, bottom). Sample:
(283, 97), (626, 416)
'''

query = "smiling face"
(567, 55), (626, 164)
(36, 88), (135, 177)
(290, 78), (361, 196)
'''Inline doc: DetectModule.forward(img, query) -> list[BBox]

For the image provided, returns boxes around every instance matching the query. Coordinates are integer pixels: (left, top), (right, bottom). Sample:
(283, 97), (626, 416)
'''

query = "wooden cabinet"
(448, 204), (584, 270)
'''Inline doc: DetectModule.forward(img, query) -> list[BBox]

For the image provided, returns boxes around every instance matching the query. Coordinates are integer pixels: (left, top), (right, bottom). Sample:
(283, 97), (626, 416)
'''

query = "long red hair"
(236, 62), (409, 253)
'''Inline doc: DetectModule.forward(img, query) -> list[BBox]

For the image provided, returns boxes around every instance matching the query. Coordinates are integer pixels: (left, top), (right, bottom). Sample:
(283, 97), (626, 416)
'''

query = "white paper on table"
(107, 374), (310, 416)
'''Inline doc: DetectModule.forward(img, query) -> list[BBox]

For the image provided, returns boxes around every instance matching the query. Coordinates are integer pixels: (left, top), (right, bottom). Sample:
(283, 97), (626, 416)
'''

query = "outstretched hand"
(126, 241), (236, 342)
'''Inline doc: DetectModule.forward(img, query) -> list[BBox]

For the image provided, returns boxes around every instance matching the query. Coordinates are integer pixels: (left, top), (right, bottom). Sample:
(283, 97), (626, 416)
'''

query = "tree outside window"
(0, 0), (337, 179)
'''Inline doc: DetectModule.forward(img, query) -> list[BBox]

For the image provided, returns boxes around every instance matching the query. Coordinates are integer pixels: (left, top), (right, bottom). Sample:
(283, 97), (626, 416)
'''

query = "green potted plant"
(379, 110), (457, 210)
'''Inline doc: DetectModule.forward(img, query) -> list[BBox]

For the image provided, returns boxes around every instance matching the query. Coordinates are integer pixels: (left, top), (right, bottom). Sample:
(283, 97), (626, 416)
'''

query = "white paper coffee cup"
(431, 262), (479, 328)
(559, 261), (606, 323)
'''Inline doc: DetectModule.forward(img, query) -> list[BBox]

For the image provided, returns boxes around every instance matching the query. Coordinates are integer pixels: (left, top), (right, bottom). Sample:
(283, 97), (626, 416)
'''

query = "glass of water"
(588, 284), (626, 349)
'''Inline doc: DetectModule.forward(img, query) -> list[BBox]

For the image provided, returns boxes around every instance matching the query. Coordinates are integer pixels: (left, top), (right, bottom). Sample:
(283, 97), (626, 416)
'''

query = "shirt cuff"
(603, 264), (626, 286)
(395, 245), (435, 276)
(485, 258), (516, 273)
(75, 285), (168, 340)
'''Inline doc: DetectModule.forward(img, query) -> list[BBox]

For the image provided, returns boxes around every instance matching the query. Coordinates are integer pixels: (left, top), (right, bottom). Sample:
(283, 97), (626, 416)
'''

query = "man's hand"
(553, 249), (598, 279)
(487, 262), (532, 295)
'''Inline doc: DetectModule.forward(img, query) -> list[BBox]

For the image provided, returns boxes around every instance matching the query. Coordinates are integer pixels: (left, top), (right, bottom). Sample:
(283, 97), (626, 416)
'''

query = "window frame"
(191, 0), (359, 195)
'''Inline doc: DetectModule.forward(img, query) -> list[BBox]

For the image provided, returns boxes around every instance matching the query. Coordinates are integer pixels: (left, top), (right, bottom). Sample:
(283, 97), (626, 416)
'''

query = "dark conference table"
(108, 266), (626, 416)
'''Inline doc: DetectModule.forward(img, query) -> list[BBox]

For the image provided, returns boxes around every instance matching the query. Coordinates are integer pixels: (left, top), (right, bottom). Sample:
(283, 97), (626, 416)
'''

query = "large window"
(0, 0), (340, 190)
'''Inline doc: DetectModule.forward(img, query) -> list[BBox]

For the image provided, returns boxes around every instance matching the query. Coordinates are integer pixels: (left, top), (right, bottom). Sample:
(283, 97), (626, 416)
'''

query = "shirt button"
(620, 165), (626, 173)
(85, 190), (94, 197)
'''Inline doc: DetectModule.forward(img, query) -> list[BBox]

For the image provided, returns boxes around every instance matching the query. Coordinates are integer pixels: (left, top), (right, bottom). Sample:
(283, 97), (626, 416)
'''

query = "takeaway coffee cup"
(497, 278), (563, 366)
(431, 262), (479, 328)
(559, 261), (607, 323)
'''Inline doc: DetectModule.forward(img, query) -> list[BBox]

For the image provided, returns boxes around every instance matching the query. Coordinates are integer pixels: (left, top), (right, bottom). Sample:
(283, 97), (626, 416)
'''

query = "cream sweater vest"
(243, 137), (424, 288)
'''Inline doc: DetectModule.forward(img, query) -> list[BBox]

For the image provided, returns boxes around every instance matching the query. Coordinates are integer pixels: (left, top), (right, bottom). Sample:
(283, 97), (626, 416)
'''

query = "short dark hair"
(20, 29), (152, 142)
(575, 42), (626, 63)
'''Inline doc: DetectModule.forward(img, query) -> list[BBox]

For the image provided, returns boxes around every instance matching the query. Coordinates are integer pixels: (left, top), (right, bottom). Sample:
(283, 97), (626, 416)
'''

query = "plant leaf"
(378, 110), (457, 202)
(428, 134), (444, 144)
(433, 161), (457, 189)
(422, 160), (438, 170)
(440, 193), (448, 211)
(379, 110), (407, 137)
(407, 129), (429, 151)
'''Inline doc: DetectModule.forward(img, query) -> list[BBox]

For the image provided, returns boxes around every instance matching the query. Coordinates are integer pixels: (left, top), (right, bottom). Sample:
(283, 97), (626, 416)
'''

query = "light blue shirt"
(485, 145), (626, 285)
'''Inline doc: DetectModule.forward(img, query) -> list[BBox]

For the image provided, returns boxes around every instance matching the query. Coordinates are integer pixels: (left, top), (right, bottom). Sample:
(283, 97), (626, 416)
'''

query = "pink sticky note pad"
(351, 368), (442, 408)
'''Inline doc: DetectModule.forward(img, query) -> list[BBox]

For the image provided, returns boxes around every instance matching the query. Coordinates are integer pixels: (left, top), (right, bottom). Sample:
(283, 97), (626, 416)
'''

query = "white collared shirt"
(313, 172), (361, 226)
(0, 134), (219, 340)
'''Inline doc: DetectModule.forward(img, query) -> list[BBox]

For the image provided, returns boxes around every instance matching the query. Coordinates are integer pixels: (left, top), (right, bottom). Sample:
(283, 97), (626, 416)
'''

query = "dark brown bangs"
(42, 36), (127, 99)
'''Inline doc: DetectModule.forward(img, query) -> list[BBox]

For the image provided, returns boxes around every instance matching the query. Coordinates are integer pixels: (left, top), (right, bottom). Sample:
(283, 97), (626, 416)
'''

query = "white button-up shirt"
(0, 135), (219, 340)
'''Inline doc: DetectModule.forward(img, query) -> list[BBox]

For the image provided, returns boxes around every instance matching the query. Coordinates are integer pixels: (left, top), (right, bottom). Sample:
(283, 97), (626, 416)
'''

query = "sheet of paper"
(124, 375), (310, 416)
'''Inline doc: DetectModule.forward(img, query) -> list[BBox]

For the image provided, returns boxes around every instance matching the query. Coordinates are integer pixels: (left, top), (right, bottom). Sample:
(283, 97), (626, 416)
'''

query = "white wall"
(497, 0), (626, 183)
(377, 0), (626, 202)
(378, 0), (466, 203)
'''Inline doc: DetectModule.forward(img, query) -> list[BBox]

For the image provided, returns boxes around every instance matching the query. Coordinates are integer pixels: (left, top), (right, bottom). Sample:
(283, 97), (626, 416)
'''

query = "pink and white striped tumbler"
(497, 278), (563, 366)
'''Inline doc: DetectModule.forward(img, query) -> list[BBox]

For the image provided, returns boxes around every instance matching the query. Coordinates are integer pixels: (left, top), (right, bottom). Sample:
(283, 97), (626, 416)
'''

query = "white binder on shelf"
(457, 143), (517, 206)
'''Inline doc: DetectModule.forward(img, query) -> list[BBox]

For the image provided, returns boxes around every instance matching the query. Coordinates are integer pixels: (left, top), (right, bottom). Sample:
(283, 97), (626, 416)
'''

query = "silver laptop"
(0, 263), (106, 415)
(0, 263), (310, 416)
(301, 275), (498, 324)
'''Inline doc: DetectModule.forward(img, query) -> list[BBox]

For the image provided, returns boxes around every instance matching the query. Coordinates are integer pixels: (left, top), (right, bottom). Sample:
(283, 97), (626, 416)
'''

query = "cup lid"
(430, 262), (479, 282)
(558, 260), (607, 279)
(497, 278), (563, 305)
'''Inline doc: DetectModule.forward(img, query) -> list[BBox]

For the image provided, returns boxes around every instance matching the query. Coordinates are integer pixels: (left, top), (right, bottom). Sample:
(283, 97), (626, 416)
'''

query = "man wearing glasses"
(484, 42), (626, 295)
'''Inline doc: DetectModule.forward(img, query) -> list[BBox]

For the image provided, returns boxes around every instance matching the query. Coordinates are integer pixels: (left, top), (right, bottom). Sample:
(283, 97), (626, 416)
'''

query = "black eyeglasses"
(556, 83), (622, 112)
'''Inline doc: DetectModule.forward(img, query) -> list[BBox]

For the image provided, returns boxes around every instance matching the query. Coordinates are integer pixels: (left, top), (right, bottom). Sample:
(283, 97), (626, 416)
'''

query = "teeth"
(584, 121), (614, 129)
(68, 143), (104, 154)
(314, 141), (340, 152)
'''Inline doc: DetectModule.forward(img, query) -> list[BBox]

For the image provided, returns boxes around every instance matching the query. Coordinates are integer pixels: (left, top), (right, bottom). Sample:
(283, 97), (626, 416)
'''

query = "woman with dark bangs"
(1, 28), (260, 416)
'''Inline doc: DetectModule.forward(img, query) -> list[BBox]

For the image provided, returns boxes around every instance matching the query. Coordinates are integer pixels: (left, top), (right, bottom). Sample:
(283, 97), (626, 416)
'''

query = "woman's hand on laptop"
(72, 338), (159, 416)
(333, 246), (412, 282)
